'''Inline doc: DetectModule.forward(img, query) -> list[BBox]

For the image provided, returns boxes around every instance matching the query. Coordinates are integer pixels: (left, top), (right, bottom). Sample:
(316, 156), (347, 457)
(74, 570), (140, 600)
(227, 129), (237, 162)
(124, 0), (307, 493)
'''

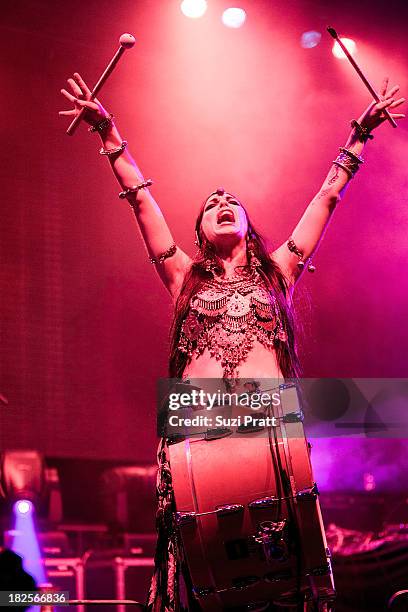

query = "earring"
(202, 242), (218, 274)
(250, 251), (262, 271)
(205, 258), (215, 273)
(247, 239), (261, 271)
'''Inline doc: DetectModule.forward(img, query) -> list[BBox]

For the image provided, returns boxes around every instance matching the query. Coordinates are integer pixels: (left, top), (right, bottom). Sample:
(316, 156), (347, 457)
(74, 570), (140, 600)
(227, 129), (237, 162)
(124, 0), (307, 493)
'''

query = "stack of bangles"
(333, 147), (364, 178)
(331, 119), (372, 178)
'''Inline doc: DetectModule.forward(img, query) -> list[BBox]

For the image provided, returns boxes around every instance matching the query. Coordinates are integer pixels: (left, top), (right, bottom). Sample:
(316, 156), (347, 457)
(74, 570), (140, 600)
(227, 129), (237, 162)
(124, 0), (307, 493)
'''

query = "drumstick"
(327, 27), (397, 128)
(66, 33), (136, 136)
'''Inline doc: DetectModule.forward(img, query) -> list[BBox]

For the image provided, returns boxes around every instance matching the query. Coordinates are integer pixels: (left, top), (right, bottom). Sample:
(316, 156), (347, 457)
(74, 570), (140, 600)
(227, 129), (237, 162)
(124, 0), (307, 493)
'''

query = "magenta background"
(1, 0), (407, 462)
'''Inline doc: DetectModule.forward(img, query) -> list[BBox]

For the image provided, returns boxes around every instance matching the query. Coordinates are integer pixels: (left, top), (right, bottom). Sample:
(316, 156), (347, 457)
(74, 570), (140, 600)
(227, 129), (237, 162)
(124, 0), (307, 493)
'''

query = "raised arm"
(59, 73), (192, 298)
(272, 78), (405, 285)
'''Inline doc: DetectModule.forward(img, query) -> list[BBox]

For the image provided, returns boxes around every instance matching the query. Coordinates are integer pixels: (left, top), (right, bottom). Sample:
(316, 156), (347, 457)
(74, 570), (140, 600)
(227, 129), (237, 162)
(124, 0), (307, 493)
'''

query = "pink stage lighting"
(9, 508), (46, 585)
(221, 8), (247, 28)
(300, 31), (321, 49)
(14, 500), (34, 516)
(180, 0), (208, 19)
(332, 37), (357, 59)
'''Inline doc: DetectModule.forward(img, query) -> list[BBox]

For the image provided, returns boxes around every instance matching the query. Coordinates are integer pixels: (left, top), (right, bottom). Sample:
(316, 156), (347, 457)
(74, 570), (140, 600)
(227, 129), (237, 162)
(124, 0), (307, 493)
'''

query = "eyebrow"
(205, 195), (239, 206)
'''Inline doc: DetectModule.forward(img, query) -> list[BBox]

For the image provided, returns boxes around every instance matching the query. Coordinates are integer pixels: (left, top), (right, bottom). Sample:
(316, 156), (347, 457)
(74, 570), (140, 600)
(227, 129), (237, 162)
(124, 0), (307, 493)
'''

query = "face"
(199, 192), (248, 246)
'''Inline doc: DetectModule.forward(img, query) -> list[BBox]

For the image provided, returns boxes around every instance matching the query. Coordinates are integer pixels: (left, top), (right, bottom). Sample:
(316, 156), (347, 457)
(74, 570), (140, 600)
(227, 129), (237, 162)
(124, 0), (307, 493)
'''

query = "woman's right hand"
(59, 73), (109, 128)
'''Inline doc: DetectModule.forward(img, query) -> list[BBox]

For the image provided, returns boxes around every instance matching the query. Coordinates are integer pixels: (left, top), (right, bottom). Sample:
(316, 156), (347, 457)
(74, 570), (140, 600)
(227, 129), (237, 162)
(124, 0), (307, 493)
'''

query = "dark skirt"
(146, 439), (201, 612)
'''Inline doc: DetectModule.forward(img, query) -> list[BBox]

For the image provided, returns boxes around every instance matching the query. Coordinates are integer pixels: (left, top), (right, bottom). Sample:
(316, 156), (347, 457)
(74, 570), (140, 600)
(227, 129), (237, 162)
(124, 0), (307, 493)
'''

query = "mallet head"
(326, 27), (338, 39)
(119, 33), (136, 49)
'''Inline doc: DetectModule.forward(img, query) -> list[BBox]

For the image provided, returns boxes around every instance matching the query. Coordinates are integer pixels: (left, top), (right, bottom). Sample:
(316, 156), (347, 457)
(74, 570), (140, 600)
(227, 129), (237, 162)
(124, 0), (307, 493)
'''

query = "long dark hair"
(169, 197), (301, 378)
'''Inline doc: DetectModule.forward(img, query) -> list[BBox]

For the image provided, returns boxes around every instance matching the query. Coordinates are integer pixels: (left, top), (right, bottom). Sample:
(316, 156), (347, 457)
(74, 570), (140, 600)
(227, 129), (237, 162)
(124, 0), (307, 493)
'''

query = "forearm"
(98, 120), (146, 191)
(94, 119), (179, 264)
(273, 79), (405, 283)
(273, 125), (369, 281)
(296, 129), (368, 252)
(318, 127), (367, 200)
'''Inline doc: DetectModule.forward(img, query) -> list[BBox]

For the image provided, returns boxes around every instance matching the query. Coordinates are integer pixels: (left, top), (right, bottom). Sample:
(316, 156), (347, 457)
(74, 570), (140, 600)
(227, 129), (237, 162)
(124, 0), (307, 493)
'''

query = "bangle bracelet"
(332, 147), (364, 179)
(287, 239), (315, 273)
(89, 113), (114, 133)
(150, 243), (177, 265)
(350, 119), (374, 143)
(332, 161), (354, 179)
(99, 140), (128, 156)
(339, 147), (364, 164)
(118, 179), (153, 200)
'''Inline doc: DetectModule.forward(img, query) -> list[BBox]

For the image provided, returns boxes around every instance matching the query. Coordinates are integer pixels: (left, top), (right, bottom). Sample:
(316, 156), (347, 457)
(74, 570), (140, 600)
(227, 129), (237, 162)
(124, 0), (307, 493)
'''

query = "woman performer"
(60, 75), (404, 611)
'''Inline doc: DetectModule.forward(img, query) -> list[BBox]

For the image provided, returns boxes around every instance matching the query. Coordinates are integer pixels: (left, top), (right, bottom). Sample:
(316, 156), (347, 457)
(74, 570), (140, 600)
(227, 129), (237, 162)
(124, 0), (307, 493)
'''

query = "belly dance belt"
(177, 270), (287, 380)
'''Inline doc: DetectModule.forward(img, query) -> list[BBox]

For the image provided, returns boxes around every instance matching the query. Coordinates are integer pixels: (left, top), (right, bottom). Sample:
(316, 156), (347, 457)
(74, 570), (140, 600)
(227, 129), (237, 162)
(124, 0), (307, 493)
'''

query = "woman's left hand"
(357, 77), (405, 132)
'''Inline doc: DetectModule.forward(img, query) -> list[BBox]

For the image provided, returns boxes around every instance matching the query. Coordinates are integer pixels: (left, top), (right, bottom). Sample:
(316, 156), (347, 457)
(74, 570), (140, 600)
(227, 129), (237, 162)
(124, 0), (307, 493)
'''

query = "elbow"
(327, 192), (341, 212)
(315, 188), (342, 212)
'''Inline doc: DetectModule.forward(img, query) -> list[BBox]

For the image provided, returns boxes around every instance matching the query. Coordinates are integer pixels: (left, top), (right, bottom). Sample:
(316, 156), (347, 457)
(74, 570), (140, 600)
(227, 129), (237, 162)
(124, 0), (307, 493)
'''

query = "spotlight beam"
(327, 27), (397, 128)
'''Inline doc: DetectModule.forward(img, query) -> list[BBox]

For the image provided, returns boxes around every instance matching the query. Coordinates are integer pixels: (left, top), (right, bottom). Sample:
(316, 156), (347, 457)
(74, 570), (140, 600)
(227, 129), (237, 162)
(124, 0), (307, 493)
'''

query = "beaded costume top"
(177, 268), (287, 380)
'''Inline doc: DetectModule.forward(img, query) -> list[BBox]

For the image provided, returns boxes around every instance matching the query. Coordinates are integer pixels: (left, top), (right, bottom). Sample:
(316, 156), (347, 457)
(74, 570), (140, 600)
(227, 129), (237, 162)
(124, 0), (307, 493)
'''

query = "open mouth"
(217, 209), (235, 224)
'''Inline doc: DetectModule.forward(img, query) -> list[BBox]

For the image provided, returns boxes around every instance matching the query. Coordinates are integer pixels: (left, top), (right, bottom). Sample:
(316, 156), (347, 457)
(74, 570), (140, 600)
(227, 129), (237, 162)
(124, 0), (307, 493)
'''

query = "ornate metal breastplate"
(177, 270), (287, 380)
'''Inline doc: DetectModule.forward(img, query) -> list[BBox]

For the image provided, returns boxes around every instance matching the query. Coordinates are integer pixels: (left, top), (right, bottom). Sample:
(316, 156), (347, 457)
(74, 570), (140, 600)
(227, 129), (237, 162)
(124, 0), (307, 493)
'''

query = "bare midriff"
(182, 338), (283, 381)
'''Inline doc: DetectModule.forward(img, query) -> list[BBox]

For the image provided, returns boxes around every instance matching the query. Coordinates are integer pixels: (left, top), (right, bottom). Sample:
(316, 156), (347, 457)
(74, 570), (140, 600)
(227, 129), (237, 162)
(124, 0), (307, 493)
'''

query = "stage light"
(300, 31), (321, 49)
(180, 0), (208, 19)
(14, 500), (33, 516)
(0, 452), (49, 586)
(1, 450), (44, 505)
(221, 8), (246, 28)
(332, 37), (357, 59)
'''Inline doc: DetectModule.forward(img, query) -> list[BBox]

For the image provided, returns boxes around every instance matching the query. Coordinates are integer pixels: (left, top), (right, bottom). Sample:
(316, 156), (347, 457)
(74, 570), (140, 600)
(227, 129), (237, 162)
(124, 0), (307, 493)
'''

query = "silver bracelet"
(89, 113), (114, 133)
(149, 243), (177, 265)
(99, 140), (128, 156)
(287, 239), (315, 273)
(118, 179), (153, 200)
(332, 147), (364, 179)
(339, 147), (364, 164)
(350, 119), (373, 142)
(332, 160), (354, 179)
